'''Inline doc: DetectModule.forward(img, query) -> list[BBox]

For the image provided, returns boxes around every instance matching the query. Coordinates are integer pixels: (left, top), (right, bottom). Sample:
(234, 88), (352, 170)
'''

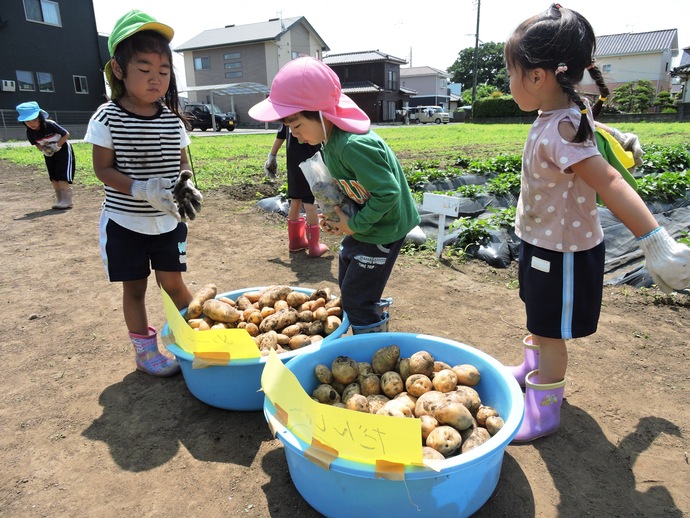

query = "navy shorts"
(338, 235), (405, 326)
(45, 143), (75, 183)
(518, 240), (605, 339)
(100, 218), (188, 282)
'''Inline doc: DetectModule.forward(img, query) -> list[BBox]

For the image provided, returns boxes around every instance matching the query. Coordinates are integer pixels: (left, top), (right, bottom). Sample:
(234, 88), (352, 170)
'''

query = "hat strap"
(319, 111), (328, 145)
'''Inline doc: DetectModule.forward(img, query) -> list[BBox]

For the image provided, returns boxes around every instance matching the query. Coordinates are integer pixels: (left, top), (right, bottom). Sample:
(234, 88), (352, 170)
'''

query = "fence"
(1, 110), (93, 142)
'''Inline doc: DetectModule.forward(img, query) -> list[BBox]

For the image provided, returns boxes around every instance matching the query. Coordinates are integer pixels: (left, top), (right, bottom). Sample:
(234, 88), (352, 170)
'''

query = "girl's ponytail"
(587, 62), (610, 119)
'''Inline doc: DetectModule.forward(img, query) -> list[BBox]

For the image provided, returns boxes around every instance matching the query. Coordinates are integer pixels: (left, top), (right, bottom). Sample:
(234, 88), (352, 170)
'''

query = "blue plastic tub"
(263, 332), (524, 517)
(163, 286), (349, 411)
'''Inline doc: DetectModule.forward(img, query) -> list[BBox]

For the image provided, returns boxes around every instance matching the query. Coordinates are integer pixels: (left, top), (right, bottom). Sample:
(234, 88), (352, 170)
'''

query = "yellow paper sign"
(160, 287), (260, 359)
(262, 349), (423, 466)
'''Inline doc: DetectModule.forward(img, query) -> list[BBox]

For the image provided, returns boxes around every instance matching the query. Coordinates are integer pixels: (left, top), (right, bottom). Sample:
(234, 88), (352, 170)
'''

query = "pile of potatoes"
(311, 345), (505, 460)
(185, 284), (343, 355)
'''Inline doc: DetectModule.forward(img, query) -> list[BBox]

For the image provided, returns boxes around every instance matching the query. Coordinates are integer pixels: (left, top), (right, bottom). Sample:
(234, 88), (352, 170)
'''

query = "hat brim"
(17, 109), (48, 122)
(249, 92), (370, 134)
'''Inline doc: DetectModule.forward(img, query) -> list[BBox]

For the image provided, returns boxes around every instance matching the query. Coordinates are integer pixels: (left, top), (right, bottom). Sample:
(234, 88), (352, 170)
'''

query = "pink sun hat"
(249, 56), (370, 134)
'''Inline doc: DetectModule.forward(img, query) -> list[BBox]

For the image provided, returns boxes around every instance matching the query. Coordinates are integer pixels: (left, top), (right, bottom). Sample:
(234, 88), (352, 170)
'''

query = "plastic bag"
(299, 152), (358, 222)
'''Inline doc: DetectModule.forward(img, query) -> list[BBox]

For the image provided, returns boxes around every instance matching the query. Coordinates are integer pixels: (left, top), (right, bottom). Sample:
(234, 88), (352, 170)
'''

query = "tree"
(653, 91), (676, 112)
(612, 80), (655, 113)
(447, 42), (507, 94)
(461, 84), (496, 105)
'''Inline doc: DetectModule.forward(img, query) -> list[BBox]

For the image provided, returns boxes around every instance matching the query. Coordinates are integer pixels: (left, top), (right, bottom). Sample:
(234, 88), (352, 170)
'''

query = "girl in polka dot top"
(503, 4), (690, 443)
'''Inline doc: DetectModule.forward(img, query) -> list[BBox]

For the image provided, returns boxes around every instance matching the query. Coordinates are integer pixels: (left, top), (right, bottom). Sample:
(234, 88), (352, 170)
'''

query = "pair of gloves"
(637, 227), (690, 294)
(130, 170), (203, 221)
(264, 152), (278, 178)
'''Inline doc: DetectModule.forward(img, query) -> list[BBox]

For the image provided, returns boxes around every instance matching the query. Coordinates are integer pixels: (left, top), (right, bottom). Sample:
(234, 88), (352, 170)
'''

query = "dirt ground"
(1, 160), (688, 518)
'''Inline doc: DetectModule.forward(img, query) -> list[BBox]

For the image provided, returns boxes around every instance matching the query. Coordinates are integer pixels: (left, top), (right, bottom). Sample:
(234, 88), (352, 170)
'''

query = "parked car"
(183, 103), (235, 131)
(409, 106), (450, 124)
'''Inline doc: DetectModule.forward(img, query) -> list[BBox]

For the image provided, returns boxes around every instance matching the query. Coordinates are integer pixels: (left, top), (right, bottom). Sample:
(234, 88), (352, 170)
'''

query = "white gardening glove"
(636, 227), (690, 293)
(131, 178), (180, 220)
(173, 170), (203, 221)
(264, 153), (278, 178)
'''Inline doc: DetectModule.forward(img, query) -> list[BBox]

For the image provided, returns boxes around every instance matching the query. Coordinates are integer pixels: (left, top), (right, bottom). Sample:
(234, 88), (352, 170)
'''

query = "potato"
(202, 299), (241, 323)
(313, 384), (340, 404)
(345, 394), (370, 413)
(432, 369), (458, 393)
(393, 392), (418, 414)
(397, 357), (411, 383)
(331, 356), (359, 384)
(307, 320), (324, 336)
(211, 322), (229, 330)
(475, 405), (499, 427)
(434, 402), (473, 432)
(260, 306), (276, 318)
(259, 309), (299, 333)
(310, 297), (327, 310)
(420, 415), (439, 442)
(408, 350), (435, 377)
(311, 287), (332, 301)
(187, 318), (204, 329)
(286, 291), (309, 308)
(234, 295), (253, 310)
(274, 300), (289, 312)
(366, 394), (390, 414)
(452, 364), (481, 386)
(314, 364), (334, 384)
(426, 425), (462, 457)
(298, 310), (315, 322)
(380, 371), (404, 399)
(356, 362), (373, 376)
(376, 399), (413, 418)
(461, 427), (491, 453)
(288, 334), (311, 350)
(309, 335), (323, 344)
(324, 296), (341, 309)
(455, 385), (482, 412)
(187, 283), (218, 319)
(326, 306), (343, 317)
(217, 296), (236, 307)
(371, 345), (400, 374)
(323, 315), (342, 335)
(313, 306), (328, 321)
(359, 373), (382, 397)
(244, 322), (260, 337)
(422, 446), (445, 461)
(258, 330), (279, 350)
(341, 382), (362, 404)
(405, 373), (433, 397)
(242, 291), (261, 303)
(414, 390), (447, 418)
(258, 285), (292, 308)
(445, 390), (474, 410)
(433, 360), (453, 372)
(485, 416), (505, 436)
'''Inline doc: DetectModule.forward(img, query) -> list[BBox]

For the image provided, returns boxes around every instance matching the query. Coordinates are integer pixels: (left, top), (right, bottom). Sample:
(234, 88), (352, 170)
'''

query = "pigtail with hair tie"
(555, 63), (568, 75)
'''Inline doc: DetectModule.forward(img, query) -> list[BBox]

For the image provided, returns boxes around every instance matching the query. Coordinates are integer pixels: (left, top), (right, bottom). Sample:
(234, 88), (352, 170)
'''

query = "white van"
(409, 106), (450, 124)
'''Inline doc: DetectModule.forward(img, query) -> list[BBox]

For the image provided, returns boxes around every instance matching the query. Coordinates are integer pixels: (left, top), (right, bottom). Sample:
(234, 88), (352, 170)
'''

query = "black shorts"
(100, 218), (188, 282)
(45, 143), (75, 183)
(518, 240), (605, 339)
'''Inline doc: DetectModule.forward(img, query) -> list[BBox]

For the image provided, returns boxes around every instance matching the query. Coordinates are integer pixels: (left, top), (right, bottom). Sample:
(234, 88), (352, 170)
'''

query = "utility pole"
(471, 0), (481, 118)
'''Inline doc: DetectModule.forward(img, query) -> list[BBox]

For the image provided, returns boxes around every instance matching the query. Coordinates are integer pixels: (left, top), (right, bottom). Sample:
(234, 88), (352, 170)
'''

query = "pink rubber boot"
(512, 370), (566, 443)
(306, 223), (328, 258)
(287, 218), (309, 252)
(129, 326), (180, 377)
(507, 334), (540, 387)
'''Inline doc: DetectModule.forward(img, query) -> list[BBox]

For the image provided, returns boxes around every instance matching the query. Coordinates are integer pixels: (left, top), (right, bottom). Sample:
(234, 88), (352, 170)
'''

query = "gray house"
(175, 16), (329, 126)
(0, 0), (108, 139)
(323, 50), (416, 124)
(400, 66), (451, 111)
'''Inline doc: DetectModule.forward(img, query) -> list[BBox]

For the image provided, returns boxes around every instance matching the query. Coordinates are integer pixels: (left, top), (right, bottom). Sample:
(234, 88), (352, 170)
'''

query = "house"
(0, 0), (108, 139)
(580, 29), (679, 97)
(671, 46), (690, 110)
(175, 16), (328, 126)
(323, 50), (416, 124)
(399, 66), (451, 112)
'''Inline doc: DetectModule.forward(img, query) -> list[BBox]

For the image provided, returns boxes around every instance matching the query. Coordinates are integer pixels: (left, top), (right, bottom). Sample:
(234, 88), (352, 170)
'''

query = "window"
(24, 0), (61, 26)
(225, 71), (242, 79)
(194, 57), (210, 70)
(386, 70), (398, 90)
(602, 64), (611, 73)
(16, 70), (35, 91)
(37, 72), (54, 92)
(223, 52), (241, 60)
(73, 75), (88, 94)
(224, 62), (241, 70)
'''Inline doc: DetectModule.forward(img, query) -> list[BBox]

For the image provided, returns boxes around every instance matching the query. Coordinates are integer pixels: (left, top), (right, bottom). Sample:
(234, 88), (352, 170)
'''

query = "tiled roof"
(595, 29), (678, 58)
(341, 81), (383, 94)
(175, 16), (327, 52)
(400, 66), (451, 78)
(323, 50), (407, 65)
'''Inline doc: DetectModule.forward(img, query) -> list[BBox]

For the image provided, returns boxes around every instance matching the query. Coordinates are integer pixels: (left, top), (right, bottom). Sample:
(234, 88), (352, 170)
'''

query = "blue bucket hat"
(16, 101), (48, 122)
